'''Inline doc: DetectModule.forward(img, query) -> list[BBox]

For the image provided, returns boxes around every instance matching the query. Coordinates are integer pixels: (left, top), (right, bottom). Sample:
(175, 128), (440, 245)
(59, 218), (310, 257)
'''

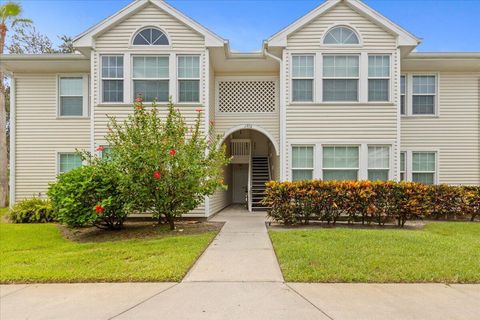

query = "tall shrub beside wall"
(263, 181), (479, 227)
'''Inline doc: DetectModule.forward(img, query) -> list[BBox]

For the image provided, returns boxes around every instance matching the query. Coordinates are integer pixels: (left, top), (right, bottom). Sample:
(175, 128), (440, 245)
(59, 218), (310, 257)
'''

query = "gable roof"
(73, 0), (225, 48)
(267, 0), (421, 47)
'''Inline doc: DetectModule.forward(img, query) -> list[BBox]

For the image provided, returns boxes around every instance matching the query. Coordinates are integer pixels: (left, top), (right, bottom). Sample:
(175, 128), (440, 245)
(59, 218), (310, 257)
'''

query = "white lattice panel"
(218, 80), (276, 113)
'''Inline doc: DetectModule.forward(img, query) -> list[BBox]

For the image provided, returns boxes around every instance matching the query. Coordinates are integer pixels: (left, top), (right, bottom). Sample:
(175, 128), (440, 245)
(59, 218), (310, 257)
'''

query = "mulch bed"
(59, 220), (224, 243)
(267, 219), (427, 231)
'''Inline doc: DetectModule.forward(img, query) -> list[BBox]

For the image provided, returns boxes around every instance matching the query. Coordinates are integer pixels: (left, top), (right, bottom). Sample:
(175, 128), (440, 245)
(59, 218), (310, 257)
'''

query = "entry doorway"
(232, 164), (248, 204)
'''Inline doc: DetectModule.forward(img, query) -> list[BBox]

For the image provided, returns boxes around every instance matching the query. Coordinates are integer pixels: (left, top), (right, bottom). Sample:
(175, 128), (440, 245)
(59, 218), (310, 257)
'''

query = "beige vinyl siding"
(207, 58), (230, 215)
(283, 1), (400, 180)
(92, 4), (209, 215)
(401, 73), (480, 185)
(95, 4), (204, 50)
(287, 2), (396, 50)
(14, 74), (90, 200)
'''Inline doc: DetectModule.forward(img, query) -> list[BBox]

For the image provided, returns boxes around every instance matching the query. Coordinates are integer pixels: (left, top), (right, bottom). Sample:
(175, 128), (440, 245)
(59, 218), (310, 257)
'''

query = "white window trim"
(291, 54), (315, 103)
(320, 23), (363, 47)
(57, 74), (89, 118)
(400, 151), (406, 180)
(100, 54), (125, 104)
(177, 54), (201, 104)
(367, 54), (391, 102)
(56, 151), (84, 175)
(401, 149), (439, 184)
(131, 54), (170, 103)
(287, 141), (395, 181)
(405, 73), (439, 117)
(322, 144), (361, 180)
(291, 144), (315, 180)
(400, 74), (407, 116)
(367, 145), (392, 180)
(130, 26), (171, 48)
(322, 54), (360, 103)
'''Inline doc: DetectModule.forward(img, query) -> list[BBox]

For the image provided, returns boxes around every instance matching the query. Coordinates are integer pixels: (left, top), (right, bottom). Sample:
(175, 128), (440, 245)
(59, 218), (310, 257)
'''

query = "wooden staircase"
(251, 156), (270, 211)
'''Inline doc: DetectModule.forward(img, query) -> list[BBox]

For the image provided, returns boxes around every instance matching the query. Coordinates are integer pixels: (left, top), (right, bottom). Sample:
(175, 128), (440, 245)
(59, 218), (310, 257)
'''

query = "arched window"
(132, 27), (169, 46)
(323, 26), (359, 45)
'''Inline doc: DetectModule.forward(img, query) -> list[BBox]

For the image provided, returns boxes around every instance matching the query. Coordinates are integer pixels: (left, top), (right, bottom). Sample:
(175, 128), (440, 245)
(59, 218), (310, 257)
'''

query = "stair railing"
(248, 144), (252, 212)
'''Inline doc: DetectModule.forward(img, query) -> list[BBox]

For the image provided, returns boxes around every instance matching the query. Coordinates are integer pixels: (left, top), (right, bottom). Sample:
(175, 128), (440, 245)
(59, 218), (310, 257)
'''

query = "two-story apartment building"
(2, 0), (479, 215)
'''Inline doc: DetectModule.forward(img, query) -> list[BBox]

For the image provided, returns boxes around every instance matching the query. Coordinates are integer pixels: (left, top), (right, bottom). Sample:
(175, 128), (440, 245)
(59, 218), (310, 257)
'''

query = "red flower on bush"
(135, 105), (143, 111)
(195, 108), (203, 113)
(153, 171), (161, 180)
(95, 204), (105, 214)
(169, 149), (177, 156)
(209, 120), (215, 126)
(96, 146), (105, 152)
(135, 97), (143, 103)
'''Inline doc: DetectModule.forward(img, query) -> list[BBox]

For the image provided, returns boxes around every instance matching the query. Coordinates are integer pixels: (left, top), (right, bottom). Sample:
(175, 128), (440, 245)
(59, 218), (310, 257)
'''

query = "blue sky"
(12, 0), (480, 52)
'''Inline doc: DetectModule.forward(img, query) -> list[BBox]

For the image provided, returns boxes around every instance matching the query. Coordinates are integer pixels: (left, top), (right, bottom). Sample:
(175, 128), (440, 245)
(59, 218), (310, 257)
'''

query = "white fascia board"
(267, 0), (420, 47)
(267, 0), (340, 47)
(346, 0), (420, 46)
(73, 0), (149, 47)
(150, 0), (225, 47)
(74, 0), (225, 48)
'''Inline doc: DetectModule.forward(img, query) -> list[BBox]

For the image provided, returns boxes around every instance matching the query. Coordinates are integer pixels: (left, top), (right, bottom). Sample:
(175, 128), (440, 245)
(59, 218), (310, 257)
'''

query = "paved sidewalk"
(1, 206), (479, 319)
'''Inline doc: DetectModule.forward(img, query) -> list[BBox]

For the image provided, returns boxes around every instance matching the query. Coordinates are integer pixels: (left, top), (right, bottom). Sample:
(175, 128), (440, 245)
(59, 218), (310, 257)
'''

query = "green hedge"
(9, 198), (56, 223)
(263, 180), (480, 227)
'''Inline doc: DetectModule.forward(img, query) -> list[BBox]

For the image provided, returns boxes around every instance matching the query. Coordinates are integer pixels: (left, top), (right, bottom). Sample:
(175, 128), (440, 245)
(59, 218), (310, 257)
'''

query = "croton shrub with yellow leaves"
(263, 180), (480, 227)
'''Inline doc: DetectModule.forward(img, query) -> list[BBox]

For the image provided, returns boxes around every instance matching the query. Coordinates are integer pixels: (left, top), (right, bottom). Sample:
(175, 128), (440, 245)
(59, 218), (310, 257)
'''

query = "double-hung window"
(291, 55), (314, 102)
(400, 75), (406, 115)
(412, 75), (436, 115)
(291, 146), (314, 181)
(368, 146), (390, 181)
(58, 153), (82, 174)
(323, 55), (359, 102)
(412, 152), (436, 184)
(323, 146), (359, 180)
(400, 152), (406, 181)
(59, 76), (87, 117)
(368, 55), (390, 102)
(177, 55), (200, 103)
(101, 55), (124, 103)
(132, 56), (169, 102)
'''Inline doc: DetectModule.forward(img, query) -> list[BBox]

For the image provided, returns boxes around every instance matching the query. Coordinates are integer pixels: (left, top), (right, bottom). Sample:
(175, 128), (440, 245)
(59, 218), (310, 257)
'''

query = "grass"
(269, 222), (480, 283)
(0, 219), (217, 283)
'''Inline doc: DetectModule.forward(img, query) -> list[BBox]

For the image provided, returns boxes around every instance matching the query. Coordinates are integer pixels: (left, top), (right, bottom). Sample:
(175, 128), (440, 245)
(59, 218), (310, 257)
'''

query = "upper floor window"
(101, 55), (124, 103)
(323, 55), (359, 102)
(323, 26), (359, 45)
(133, 27), (169, 46)
(368, 55), (390, 102)
(291, 55), (314, 102)
(177, 55), (200, 103)
(412, 75), (436, 115)
(58, 76), (88, 117)
(132, 56), (169, 102)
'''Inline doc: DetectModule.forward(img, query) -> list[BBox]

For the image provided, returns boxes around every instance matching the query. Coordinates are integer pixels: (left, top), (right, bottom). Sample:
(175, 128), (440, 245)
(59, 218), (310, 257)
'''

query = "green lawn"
(269, 222), (480, 283)
(0, 221), (216, 283)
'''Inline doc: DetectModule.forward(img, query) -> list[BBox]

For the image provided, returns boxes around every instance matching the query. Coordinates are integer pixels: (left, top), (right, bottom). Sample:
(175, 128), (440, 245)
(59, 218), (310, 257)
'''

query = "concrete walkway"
(1, 205), (480, 319)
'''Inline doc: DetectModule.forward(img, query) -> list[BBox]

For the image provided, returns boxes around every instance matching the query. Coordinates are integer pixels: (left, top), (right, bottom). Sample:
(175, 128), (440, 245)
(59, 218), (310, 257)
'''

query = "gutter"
(0, 54), (89, 61)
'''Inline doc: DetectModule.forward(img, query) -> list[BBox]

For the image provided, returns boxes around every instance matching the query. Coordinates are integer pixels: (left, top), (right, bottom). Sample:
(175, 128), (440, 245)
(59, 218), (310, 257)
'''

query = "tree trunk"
(0, 71), (8, 208)
(0, 24), (8, 207)
(168, 216), (175, 230)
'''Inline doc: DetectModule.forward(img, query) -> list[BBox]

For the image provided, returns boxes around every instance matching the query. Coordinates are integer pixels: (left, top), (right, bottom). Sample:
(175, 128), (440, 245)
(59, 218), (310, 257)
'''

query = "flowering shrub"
(48, 159), (127, 230)
(263, 180), (480, 227)
(9, 197), (55, 223)
(106, 99), (229, 230)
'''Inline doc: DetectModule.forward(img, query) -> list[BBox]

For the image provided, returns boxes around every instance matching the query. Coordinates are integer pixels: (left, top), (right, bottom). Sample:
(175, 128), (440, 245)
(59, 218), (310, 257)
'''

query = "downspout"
(263, 42), (285, 181)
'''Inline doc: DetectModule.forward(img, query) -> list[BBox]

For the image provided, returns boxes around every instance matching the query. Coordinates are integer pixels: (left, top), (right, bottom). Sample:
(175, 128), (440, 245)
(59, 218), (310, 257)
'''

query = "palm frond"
(11, 18), (32, 27)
